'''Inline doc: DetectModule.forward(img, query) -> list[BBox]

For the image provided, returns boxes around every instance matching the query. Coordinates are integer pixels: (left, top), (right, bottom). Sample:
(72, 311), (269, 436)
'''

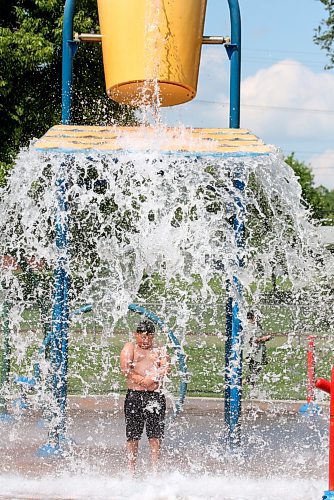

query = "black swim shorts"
(124, 389), (166, 441)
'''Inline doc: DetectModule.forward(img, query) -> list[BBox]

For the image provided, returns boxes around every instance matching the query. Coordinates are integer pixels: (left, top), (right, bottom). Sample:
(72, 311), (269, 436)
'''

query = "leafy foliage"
(285, 153), (334, 224)
(314, 0), (334, 69)
(0, 0), (135, 185)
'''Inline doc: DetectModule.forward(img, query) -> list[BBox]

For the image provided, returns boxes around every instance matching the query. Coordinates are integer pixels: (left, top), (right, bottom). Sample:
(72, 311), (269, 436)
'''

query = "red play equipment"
(307, 335), (316, 404)
(299, 335), (321, 415)
(316, 366), (334, 498)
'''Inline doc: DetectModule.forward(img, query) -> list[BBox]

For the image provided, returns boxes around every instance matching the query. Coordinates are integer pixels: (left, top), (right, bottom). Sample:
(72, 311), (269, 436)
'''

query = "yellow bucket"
(97, 0), (207, 107)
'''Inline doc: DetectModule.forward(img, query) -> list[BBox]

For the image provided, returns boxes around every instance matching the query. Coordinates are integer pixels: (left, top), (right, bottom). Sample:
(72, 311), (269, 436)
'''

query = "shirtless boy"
(120, 320), (170, 471)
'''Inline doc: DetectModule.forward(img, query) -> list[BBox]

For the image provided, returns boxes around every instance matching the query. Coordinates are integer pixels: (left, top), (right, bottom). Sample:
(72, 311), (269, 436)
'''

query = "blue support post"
(224, 0), (243, 448)
(52, 175), (70, 431)
(224, 172), (245, 448)
(62, 0), (77, 124)
(39, 171), (70, 456)
(226, 0), (241, 128)
(38, 0), (76, 456)
(224, 282), (243, 446)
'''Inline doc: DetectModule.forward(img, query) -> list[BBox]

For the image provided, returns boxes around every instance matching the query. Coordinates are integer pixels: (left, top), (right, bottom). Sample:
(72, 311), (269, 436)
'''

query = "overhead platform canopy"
(33, 125), (273, 157)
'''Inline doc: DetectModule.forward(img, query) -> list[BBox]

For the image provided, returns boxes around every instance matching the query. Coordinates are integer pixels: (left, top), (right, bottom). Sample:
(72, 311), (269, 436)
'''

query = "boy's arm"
(120, 342), (134, 376)
(256, 334), (272, 343)
(255, 321), (272, 343)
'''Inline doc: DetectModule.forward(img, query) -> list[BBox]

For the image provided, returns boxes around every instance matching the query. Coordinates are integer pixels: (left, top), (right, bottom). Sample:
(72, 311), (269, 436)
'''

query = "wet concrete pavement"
(0, 396), (329, 481)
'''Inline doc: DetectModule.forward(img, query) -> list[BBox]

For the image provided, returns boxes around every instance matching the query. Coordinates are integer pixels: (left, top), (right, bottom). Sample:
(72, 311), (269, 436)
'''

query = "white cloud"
(240, 60), (334, 188)
(241, 60), (334, 142)
(163, 52), (334, 137)
(309, 151), (334, 189)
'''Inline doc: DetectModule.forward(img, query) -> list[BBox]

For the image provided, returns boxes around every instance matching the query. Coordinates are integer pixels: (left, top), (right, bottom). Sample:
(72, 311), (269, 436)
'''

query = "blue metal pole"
(33, 305), (92, 385)
(227, 0), (241, 128)
(224, 0), (243, 448)
(42, 173), (70, 453)
(62, 0), (77, 124)
(224, 183), (245, 447)
(39, 0), (76, 454)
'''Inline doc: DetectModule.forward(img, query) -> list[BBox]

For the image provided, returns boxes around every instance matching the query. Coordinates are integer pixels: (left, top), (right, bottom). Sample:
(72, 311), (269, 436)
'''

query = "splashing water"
(0, 396), (329, 499)
(0, 124), (333, 499)
(0, 472), (327, 500)
(0, 138), (330, 328)
(1, 0), (333, 494)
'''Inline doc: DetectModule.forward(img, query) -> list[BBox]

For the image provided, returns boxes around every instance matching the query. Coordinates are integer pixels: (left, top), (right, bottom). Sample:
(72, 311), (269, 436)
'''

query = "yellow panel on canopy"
(33, 125), (273, 156)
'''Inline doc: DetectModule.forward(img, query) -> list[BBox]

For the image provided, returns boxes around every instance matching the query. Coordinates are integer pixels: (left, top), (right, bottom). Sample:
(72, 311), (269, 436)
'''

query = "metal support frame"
(49, 172), (70, 447)
(39, 169), (70, 455)
(75, 33), (230, 45)
(47, 0), (75, 452)
(45, 0), (243, 453)
(63, 0), (241, 128)
(227, 0), (241, 128)
(224, 0), (243, 448)
(38, 0), (74, 456)
(224, 170), (245, 448)
(62, 0), (77, 125)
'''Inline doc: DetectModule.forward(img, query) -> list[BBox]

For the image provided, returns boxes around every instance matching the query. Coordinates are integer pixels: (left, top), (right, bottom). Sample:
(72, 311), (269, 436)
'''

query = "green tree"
(314, 0), (334, 69)
(312, 2), (334, 222)
(285, 153), (334, 224)
(0, 0), (135, 185)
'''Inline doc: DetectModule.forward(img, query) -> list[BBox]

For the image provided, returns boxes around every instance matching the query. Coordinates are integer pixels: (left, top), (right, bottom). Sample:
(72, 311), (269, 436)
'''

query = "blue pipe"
(128, 303), (188, 416)
(34, 305), (92, 382)
(223, 0), (243, 449)
(62, 0), (76, 124)
(39, 0), (77, 455)
(227, 0), (241, 128)
(46, 173), (70, 451)
(224, 170), (245, 447)
(70, 304), (93, 316)
(224, 287), (243, 446)
(60, 265), (70, 423)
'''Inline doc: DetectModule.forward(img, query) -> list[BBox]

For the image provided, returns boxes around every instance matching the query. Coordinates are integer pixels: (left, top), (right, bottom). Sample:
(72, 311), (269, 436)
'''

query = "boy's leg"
(144, 393), (166, 467)
(249, 361), (262, 388)
(127, 439), (139, 472)
(246, 358), (255, 385)
(148, 438), (161, 467)
(124, 391), (144, 471)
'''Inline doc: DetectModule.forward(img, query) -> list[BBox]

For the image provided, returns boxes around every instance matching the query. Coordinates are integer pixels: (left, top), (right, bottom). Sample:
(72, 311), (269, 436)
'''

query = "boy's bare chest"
(133, 348), (159, 367)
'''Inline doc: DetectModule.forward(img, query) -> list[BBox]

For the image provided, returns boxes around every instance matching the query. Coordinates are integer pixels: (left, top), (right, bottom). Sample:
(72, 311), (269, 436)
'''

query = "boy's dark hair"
(136, 320), (155, 334)
(247, 310), (255, 320)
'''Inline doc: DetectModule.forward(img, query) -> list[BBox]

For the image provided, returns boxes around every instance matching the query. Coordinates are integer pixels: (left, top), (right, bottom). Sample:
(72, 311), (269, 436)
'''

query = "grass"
(6, 332), (331, 401)
(2, 305), (334, 401)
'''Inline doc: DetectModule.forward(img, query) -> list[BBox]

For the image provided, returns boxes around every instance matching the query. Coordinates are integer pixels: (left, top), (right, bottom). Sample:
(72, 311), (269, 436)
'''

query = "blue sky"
(161, 0), (334, 189)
